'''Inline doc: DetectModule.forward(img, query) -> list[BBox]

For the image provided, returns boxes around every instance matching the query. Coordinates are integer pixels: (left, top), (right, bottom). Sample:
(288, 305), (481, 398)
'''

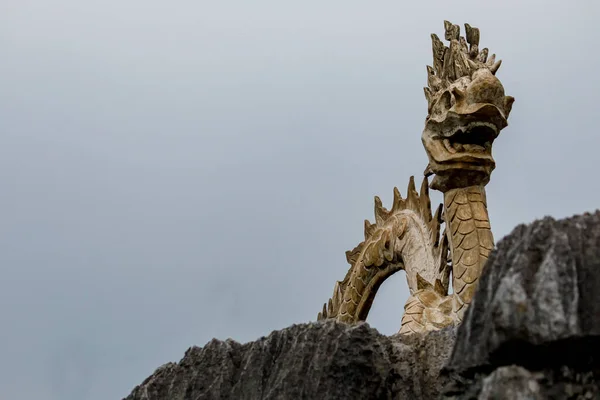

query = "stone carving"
(318, 21), (514, 334)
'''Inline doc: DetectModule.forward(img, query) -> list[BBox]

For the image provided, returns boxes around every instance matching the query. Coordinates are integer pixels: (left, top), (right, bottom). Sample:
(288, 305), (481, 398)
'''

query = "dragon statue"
(317, 21), (514, 334)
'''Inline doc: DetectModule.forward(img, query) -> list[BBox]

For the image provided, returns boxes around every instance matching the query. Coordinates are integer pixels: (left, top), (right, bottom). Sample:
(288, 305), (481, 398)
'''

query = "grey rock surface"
(447, 365), (600, 400)
(124, 322), (456, 400)
(447, 211), (600, 376)
(124, 211), (600, 399)
(478, 366), (543, 400)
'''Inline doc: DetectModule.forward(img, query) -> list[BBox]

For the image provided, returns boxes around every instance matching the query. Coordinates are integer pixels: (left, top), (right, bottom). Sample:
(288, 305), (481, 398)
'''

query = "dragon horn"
(392, 187), (403, 212)
(374, 196), (388, 224)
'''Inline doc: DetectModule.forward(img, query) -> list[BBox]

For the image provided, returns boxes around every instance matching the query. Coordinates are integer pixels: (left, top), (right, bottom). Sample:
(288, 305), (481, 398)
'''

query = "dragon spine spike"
(374, 196), (388, 224)
(441, 43), (452, 81)
(431, 203), (443, 246)
(464, 23), (480, 47)
(335, 281), (342, 299)
(364, 220), (376, 239)
(352, 172), (432, 266)
(416, 273), (433, 290)
(345, 245), (362, 265)
(467, 59), (478, 71)
(505, 96), (515, 115)
(469, 44), (479, 60)
(431, 34), (445, 74)
(434, 202), (444, 223)
(407, 175), (417, 194)
(392, 186), (403, 212)
(424, 87), (432, 106)
(477, 48), (489, 63)
(459, 36), (468, 54)
(434, 279), (446, 296)
(487, 53), (496, 66)
(419, 177), (432, 223)
(427, 66), (442, 92)
(406, 176), (419, 211)
(490, 59), (502, 75)
(444, 20), (460, 41)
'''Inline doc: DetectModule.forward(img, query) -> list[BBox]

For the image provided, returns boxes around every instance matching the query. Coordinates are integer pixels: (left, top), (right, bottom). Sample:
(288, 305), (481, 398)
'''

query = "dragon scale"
(444, 186), (493, 319)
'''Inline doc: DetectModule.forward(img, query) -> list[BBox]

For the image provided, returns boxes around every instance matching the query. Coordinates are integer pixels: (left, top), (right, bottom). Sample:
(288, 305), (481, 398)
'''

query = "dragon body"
(317, 177), (449, 330)
(318, 21), (514, 334)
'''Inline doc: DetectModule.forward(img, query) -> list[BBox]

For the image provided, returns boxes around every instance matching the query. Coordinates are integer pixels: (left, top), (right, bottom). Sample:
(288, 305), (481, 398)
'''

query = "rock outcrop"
(124, 211), (600, 399)
(124, 322), (456, 399)
(445, 211), (600, 399)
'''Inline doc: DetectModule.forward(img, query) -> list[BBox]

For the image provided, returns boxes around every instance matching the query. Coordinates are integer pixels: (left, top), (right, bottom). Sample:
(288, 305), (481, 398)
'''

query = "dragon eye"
(432, 90), (452, 117)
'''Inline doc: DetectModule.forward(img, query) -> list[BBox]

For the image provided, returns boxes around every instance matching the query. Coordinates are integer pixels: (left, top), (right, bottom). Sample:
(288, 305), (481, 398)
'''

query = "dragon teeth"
(463, 144), (486, 152)
(443, 139), (457, 154)
(442, 138), (488, 154)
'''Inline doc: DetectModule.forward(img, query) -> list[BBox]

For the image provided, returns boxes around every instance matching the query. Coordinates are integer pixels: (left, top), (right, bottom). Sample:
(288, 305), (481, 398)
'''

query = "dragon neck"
(443, 185), (494, 318)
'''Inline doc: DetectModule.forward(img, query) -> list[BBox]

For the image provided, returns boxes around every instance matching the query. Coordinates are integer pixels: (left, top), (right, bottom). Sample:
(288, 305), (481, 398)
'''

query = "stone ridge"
(124, 321), (456, 400)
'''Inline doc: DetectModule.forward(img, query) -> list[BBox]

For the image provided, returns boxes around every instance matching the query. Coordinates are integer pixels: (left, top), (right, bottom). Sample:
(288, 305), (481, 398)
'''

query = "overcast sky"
(2, 1), (599, 399)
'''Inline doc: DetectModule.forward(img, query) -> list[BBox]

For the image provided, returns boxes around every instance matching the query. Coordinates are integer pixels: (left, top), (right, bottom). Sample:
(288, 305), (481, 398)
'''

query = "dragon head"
(422, 21), (514, 192)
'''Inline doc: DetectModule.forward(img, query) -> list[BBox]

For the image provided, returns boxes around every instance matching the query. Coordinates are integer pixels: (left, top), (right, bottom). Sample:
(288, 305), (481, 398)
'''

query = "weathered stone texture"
(124, 322), (456, 400)
(443, 211), (600, 399)
(447, 211), (600, 375)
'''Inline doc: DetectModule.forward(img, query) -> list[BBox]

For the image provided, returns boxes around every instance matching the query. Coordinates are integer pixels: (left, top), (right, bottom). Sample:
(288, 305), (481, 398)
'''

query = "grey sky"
(1, 1), (599, 398)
